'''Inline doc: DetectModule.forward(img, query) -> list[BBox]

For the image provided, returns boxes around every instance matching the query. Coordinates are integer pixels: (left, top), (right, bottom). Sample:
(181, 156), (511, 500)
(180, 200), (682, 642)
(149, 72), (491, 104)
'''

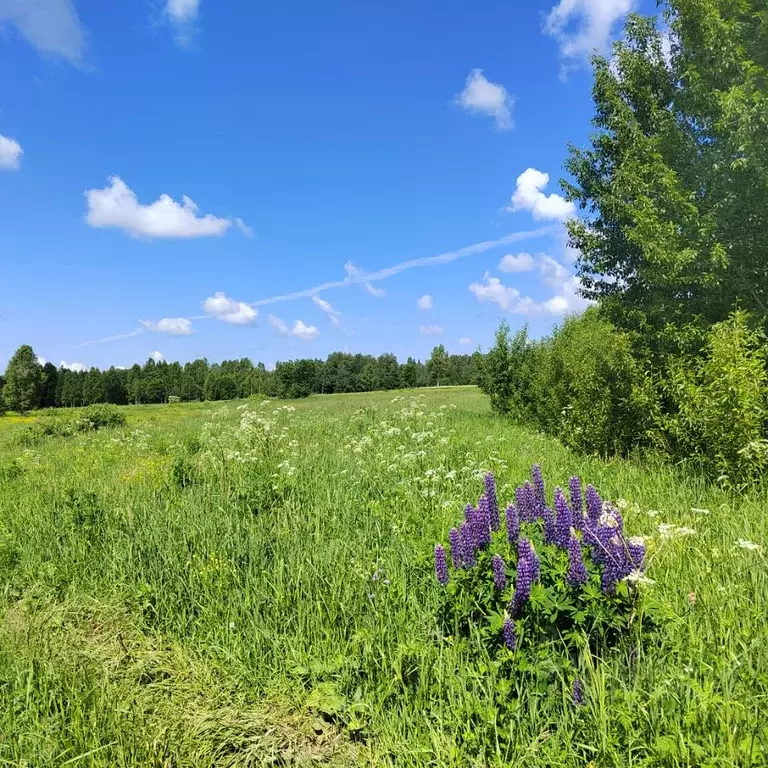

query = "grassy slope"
(0, 387), (766, 767)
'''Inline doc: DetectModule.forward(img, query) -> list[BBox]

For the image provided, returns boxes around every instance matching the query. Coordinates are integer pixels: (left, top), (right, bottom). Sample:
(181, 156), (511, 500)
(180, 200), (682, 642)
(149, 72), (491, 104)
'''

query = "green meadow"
(0, 387), (766, 766)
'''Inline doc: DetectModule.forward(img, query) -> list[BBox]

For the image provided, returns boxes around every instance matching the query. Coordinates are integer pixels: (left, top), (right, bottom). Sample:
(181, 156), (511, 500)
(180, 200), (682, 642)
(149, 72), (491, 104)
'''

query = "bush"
(527, 310), (652, 455)
(75, 404), (126, 432)
(434, 467), (649, 656)
(658, 311), (768, 487)
(167, 395), (181, 404)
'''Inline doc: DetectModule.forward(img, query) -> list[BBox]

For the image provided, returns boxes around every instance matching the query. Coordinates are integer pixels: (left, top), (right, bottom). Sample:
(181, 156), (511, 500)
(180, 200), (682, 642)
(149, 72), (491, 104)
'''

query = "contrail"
(72, 224), (557, 347)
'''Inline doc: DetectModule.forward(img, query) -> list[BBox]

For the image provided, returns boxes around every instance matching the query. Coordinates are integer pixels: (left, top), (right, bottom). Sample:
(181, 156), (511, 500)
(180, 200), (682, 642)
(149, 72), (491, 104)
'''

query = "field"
(0, 386), (766, 767)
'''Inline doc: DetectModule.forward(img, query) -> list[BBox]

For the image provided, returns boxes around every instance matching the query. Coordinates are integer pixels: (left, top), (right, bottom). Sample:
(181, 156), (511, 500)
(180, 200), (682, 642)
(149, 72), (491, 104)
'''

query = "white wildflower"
(736, 539), (761, 552)
(623, 570), (655, 586)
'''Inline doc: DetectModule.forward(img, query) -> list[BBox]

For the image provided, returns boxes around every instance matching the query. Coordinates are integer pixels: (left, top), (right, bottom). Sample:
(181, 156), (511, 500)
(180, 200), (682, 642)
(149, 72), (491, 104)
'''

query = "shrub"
(525, 310), (651, 455)
(658, 311), (768, 487)
(167, 395), (181, 404)
(434, 467), (650, 662)
(75, 404), (127, 432)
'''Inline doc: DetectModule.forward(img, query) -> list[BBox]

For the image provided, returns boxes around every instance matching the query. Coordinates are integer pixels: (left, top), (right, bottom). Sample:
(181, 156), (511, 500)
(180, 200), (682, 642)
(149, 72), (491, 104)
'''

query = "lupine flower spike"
(485, 472), (500, 531)
(502, 616), (516, 650)
(572, 678), (584, 706)
(567, 532), (588, 586)
(448, 527), (462, 569)
(505, 503), (519, 545)
(492, 554), (506, 591)
(554, 488), (572, 548)
(434, 544), (449, 586)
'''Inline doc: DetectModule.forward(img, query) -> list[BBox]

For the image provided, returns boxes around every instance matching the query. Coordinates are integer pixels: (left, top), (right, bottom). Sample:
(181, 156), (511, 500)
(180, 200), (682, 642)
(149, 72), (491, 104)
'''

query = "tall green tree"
(427, 344), (449, 387)
(40, 362), (58, 408)
(564, 3), (768, 353)
(2, 345), (42, 412)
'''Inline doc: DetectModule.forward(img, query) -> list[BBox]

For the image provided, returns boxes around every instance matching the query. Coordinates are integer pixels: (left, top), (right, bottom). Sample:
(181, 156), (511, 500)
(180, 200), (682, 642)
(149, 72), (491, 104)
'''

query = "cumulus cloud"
(140, 317), (193, 335)
(36, 355), (47, 366)
(0, 0), (86, 66)
(234, 217), (254, 237)
(545, 0), (634, 73)
(458, 337), (472, 346)
(0, 134), (23, 170)
(454, 69), (514, 130)
(312, 295), (341, 326)
(499, 252), (535, 273)
(417, 294), (434, 310)
(151, 351), (165, 363)
(165, 0), (199, 47)
(419, 324), (444, 336)
(85, 176), (236, 239)
(60, 360), (86, 372)
(469, 255), (590, 317)
(506, 168), (576, 222)
(202, 291), (257, 325)
(268, 314), (319, 341)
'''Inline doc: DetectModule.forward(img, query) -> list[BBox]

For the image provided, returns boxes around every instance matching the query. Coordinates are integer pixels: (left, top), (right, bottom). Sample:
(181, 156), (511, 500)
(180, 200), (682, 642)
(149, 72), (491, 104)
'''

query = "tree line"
(0, 344), (482, 412)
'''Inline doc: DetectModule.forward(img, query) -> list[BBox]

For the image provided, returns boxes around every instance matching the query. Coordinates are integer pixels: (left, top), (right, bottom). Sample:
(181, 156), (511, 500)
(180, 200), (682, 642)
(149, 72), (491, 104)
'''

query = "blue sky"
(0, 0), (654, 371)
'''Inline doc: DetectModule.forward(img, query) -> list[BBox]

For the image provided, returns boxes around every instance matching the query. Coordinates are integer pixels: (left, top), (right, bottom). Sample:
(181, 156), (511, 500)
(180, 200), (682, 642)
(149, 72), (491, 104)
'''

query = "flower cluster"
(434, 465), (649, 653)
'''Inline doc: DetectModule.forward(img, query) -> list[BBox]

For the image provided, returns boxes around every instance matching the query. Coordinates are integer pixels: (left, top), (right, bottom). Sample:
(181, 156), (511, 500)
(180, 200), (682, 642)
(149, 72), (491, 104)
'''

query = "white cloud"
(74, 225), (559, 348)
(60, 360), (86, 372)
(36, 355), (47, 366)
(344, 262), (386, 297)
(417, 294), (434, 310)
(151, 351), (165, 363)
(499, 252), (535, 273)
(469, 255), (590, 317)
(545, 0), (634, 72)
(234, 217), (253, 237)
(455, 69), (514, 130)
(458, 337), (472, 346)
(312, 295), (341, 326)
(506, 168), (576, 222)
(165, 0), (199, 47)
(419, 325), (444, 336)
(0, 134), (23, 170)
(202, 291), (257, 325)
(140, 317), (193, 336)
(0, 0), (86, 66)
(85, 176), (234, 239)
(268, 314), (319, 341)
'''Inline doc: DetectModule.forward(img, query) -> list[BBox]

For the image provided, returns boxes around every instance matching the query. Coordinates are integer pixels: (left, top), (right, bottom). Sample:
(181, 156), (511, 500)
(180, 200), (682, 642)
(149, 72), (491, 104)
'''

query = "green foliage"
(427, 344), (449, 386)
(2, 345), (42, 413)
(658, 312), (768, 487)
(479, 321), (529, 415)
(76, 404), (127, 432)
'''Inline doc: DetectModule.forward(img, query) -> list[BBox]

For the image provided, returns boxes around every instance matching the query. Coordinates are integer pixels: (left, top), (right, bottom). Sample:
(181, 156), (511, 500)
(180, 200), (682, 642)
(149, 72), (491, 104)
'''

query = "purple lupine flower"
(492, 554), (506, 591)
(434, 544), (449, 586)
(554, 488), (572, 549)
(531, 464), (546, 515)
(505, 503), (519, 545)
(627, 536), (646, 570)
(476, 495), (491, 548)
(511, 537), (535, 615)
(485, 472), (500, 531)
(585, 485), (602, 530)
(521, 537), (541, 582)
(448, 527), (462, 569)
(459, 521), (475, 567)
(572, 678), (584, 706)
(569, 476), (584, 529)
(567, 533), (588, 586)
(542, 506), (557, 545)
(610, 505), (625, 536)
(502, 617), (516, 650)
(600, 536), (627, 594)
(515, 482), (536, 522)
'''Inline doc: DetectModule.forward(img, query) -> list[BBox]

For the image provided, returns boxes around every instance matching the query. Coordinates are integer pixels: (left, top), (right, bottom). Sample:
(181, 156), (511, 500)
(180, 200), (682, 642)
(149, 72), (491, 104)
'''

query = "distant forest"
(0, 344), (482, 411)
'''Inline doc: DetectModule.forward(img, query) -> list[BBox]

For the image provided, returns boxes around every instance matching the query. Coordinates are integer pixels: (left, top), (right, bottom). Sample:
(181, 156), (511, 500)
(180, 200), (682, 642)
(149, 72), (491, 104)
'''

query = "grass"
(0, 386), (766, 766)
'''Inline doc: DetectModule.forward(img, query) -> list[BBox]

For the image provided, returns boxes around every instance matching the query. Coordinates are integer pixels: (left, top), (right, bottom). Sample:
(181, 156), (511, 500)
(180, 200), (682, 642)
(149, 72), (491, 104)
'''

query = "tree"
(427, 344), (449, 387)
(2, 345), (42, 412)
(83, 367), (106, 404)
(401, 357), (419, 388)
(59, 368), (83, 407)
(376, 354), (400, 390)
(564, 4), (768, 354)
(40, 362), (58, 408)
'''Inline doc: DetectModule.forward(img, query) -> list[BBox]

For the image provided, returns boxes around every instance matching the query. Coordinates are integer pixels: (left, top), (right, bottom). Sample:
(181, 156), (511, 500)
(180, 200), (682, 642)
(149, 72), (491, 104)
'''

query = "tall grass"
(0, 387), (766, 766)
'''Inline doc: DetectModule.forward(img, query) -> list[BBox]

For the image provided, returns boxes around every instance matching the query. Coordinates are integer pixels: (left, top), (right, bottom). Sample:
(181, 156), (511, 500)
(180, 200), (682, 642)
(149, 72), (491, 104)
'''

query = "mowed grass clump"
(0, 387), (767, 766)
